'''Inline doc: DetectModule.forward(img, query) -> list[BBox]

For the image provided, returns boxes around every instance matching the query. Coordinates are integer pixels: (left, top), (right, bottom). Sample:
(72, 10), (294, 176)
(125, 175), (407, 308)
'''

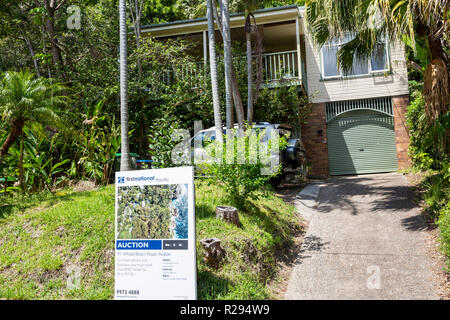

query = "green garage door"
(327, 110), (398, 175)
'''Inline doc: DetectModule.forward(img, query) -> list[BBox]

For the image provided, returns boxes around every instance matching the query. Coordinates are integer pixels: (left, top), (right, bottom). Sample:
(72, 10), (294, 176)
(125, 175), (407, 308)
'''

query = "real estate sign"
(114, 167), (196, 300)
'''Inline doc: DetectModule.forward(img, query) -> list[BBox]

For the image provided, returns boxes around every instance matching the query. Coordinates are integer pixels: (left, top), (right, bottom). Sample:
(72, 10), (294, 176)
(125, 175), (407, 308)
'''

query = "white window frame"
(320, 34), (390, 80)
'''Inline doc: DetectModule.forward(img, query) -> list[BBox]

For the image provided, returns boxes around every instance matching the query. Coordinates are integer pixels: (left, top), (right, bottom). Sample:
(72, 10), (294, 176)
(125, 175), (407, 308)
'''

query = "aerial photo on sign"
(116, 184), (188, 240)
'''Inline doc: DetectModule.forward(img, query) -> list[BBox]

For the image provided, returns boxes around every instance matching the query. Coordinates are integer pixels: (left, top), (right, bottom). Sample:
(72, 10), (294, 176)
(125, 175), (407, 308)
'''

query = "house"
(140, 5), (411, 177)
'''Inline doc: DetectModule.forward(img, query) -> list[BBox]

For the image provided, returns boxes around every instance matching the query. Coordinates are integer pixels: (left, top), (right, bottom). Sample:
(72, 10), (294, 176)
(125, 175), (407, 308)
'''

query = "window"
(321, 34), (389, 79)
(370, 41), (389, 72)
(322, 45), (339, 77)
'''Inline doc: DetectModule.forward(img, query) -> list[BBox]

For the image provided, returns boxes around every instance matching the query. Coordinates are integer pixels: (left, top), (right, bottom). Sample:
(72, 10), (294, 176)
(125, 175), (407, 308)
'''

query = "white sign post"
(114, 167), (196, 300)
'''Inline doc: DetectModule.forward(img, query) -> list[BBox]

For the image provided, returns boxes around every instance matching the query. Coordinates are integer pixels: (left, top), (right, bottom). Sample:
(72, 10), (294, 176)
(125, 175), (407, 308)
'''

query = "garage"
(326, 97), (399, 176)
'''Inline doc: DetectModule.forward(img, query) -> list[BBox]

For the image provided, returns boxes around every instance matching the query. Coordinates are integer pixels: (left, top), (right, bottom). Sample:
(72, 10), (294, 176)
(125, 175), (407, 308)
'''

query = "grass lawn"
(0, 181), (302, 300)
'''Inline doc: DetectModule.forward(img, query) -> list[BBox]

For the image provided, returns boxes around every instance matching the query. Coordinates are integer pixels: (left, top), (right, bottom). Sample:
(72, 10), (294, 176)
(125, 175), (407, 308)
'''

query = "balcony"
(260, 50), (301, 88)
(141, 5), (306, 92)
(167, 50), (301, 90)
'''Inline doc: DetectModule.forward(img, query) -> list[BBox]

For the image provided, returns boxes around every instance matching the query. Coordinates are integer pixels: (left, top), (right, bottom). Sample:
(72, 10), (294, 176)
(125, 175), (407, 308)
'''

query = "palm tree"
(221, 0), (234, 129)
(0, 71), (64, 156)
(0, 70), (65, 188)
(207, 0), (224, 142)
(212, 0), (246, 131)
(243, 0), (259, 126)
(306, 0), (448, 123)
(119, 0), (131, 171)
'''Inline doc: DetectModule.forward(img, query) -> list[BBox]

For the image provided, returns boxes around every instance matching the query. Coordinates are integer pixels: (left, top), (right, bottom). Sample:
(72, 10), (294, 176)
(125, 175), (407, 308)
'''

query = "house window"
(321, 34), (389, 79)
(322, 45), (339, 77)
(370, 41), (389, 72)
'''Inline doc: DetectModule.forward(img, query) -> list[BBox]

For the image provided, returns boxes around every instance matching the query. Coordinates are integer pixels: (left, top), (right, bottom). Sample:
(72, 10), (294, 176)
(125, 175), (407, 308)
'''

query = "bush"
(201, 128), (287, 208)
(147, 110), (184, 169)
(254, 86), (312, 127)
(420, 164), (450, 269)
(75, 100), (120, 185)
(406, 83), (449, 170)
(437, 203), (450, 271)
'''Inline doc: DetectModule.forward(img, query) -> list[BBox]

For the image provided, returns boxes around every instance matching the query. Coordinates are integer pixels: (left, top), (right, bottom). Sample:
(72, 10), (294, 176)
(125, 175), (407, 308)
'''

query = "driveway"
(285, 173), (440, 300)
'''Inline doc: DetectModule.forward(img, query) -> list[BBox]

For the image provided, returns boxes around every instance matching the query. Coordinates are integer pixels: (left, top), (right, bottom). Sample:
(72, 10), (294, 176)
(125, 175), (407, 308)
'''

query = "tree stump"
(200, 238), (226, 268)
(215, 206), (241, 227)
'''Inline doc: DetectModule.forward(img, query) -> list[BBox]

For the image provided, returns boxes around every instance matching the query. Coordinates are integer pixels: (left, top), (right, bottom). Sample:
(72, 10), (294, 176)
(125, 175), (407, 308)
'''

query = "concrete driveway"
(285, 173), (439, 300)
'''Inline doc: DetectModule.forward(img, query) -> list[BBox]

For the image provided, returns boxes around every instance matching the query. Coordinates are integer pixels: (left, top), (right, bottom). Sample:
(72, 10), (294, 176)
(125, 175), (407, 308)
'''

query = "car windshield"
(193, 126), (291, 147)
(192, 131), (216, 147)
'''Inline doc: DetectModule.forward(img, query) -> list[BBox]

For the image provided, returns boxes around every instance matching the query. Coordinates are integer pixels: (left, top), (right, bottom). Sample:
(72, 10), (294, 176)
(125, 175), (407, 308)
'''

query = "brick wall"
(392, 95), (412, 170)
(301, 103), (329, 178)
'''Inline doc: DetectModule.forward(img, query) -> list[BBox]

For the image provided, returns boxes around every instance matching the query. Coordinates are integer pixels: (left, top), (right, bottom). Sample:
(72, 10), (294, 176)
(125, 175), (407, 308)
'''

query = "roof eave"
(141, 5), (305, 38)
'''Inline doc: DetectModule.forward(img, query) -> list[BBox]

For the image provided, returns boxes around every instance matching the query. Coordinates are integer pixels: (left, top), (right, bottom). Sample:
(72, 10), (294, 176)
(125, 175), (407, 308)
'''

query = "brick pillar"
(301, 103), (329, 177)
(392, 95), (411, 170)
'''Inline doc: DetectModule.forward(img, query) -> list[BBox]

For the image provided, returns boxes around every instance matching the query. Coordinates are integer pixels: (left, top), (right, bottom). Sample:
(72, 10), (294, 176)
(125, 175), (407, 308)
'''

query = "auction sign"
(114, 167), (196, 300)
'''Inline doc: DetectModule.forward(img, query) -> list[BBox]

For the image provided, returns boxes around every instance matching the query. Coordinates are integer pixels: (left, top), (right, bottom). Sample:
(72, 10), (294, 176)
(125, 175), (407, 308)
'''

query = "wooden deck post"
(203, 30), (208, 66)
(296, 16), (302, 83)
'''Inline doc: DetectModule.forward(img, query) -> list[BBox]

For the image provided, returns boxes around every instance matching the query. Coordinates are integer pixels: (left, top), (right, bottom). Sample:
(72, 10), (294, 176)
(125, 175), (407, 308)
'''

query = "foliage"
(437, 202), (450, 270)
(406, 82), (449, 170)
(0, 70), (67, 156)
(128, 37), (212, 157)
(75, 100), (121, 185)
(305, 0), (448, 70)
(147, 111), (184, 168)
(255, 86), (312, 126)
(421, 168), (450, 219)
(201, 129), (288, 208)
(0, 155), (18, 196)
(21, 129), (70, 192)
(415, 166), (450, 270)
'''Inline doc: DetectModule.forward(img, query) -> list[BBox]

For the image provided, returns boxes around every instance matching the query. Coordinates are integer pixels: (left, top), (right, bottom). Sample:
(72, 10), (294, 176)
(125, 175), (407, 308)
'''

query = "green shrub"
(201, 129), (287, 209)
(147, 110), (183, 168)
(420, 164), (450, 269)
(437, 203), (450, 271)
(76, 100), (120, 185)
(406, 85), (449, 170)
(254, 86), (312, 127)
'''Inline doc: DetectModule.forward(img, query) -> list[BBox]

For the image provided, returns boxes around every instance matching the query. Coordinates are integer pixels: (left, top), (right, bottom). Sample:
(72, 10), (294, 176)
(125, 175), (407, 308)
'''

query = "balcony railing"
(159, 50), (301, 88)
(262, 50), (299, 82)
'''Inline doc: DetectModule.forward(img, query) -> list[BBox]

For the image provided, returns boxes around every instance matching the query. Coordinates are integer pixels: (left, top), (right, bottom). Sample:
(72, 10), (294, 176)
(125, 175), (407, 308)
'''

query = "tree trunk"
(0, 119), (25, 157)
(200, 238), (226, 268)
(246, 29), (253, 126)
(212, 1), (245, 131)
(43, 1), (65, 79)
(428, 35), (447, 64)
(18, 133), (24, 192)
(253, 26), (264, 107)
(423, 35), (449, 121)
(119, 0), (131, 171)
(230, 65), (246, 132)
(24, 34), (41, 78)
(207, 0), (224, 143)
(17, 6), (41, 78)
(42, 25), (52, 79)
(221, 0), (233, 130)
(129, 0), (144, 81)
(216, 206), (240, 227)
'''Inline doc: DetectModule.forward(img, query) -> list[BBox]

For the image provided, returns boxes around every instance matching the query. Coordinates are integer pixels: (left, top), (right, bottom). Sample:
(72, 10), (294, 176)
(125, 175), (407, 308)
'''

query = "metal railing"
(262, 50), (299, 81)
(160, 50), (300, 87)
(161, 61), (205, 88)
